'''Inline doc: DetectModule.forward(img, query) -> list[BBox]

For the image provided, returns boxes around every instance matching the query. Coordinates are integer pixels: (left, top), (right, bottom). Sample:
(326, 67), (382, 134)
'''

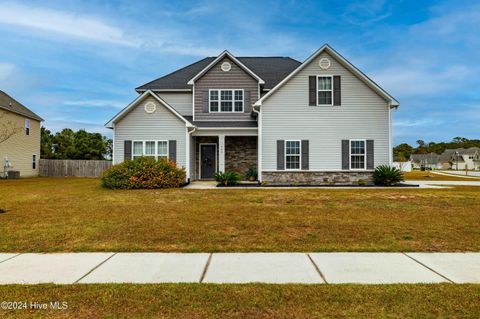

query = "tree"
(0, 111), (22, 144)
(393, 143), (414, 160)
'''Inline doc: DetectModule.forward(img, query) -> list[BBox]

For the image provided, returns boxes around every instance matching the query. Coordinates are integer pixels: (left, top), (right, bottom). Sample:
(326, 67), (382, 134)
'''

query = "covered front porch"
(189, 129), (258, 181)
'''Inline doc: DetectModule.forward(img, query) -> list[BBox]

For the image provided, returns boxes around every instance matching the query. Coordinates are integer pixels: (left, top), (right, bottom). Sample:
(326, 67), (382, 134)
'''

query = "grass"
(0, 284), (479, 318)
(404, 170), (480, 181)
(0, 177), (479, 252)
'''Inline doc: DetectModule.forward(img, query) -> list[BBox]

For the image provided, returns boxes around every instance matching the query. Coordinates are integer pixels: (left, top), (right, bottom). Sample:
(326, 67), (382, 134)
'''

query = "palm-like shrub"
(214, 171), (241, 186)
(101, 157), (186, 189)
(373, 165), (404, 186)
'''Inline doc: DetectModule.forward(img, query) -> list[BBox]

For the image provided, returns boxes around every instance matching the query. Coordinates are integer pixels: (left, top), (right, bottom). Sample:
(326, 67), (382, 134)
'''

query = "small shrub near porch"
(101, 157), (186, 189)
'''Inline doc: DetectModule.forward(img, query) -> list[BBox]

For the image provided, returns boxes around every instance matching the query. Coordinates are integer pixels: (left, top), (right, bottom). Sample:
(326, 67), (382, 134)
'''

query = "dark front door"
(200, 144), (216, 179)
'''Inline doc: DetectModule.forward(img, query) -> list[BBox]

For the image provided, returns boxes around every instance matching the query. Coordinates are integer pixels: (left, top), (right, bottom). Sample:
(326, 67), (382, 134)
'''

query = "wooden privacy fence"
(39, 159), (112, 177)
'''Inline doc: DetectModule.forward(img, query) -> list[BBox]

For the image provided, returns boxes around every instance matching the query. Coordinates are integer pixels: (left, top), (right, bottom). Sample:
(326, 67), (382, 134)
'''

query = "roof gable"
(187, 50), (264, 85)
(0, 90), (43, 121)
(254, 44), (399, 108)
(105, 90), (193, 128)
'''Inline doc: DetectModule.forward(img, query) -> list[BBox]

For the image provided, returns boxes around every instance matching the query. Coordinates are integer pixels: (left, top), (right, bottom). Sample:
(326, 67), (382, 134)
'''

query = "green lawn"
(1, 177), (479, 252)
(0, 284), (479, 318)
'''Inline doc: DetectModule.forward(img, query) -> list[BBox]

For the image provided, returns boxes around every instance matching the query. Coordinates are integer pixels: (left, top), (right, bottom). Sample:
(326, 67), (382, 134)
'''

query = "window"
(285, 140), (301, 170)
(132, 141), (169, 160)
(32, 155), (36, 169)
(25, 119), (30, 135)
(350, 140), (366, 170)
(209, 89), (243, 112)
(317, 76), (332, 105)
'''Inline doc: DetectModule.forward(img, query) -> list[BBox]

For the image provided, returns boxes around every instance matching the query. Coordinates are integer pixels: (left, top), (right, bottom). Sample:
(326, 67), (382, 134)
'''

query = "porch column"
(219, 134), (225, 172)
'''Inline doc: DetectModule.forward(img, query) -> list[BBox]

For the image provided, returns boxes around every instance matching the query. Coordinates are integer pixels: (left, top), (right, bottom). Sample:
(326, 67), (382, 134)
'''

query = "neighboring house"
(410, 153), (442, 170)
(447, 147), (480, 170)
(106, 44), (399, 185)
(0, 91), (43, 177)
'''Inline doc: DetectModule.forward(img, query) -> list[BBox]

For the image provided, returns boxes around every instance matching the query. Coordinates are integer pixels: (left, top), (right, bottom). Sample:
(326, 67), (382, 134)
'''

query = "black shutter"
(244, 90), (250, 112)
(203, 91), (209, 112)
(301, 140), (309, 170)
(277, 140), (285, 170)
(333, 76), (341, 106)
(169, 140), (177, 163)
(309, 76), (316, 106)
(124, 140), (132, 161)
(341, 140), (349, 170)
(367, 140), (374, 169)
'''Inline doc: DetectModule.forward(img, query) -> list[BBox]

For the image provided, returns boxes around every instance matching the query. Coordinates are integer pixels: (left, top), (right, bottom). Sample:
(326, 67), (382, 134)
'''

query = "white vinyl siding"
(114, 96), (187, 168)
(155, 92), (192, 116)
(261, 51), (390, 171)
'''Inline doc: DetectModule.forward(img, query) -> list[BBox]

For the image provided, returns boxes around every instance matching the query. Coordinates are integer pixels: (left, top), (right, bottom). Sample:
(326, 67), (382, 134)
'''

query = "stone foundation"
(225, 136), (257, 178)
(261, 171), (374, 185)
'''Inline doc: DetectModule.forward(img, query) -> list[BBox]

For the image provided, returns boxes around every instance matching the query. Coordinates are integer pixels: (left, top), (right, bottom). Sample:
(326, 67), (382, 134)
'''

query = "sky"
(0, 0), (479, 146)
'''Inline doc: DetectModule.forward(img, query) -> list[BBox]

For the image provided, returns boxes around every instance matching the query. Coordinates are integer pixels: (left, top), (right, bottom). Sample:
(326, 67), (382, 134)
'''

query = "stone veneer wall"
(194, 136), (218, 180)
(262, 171), (374, 185)
(225, 136), (257, 179)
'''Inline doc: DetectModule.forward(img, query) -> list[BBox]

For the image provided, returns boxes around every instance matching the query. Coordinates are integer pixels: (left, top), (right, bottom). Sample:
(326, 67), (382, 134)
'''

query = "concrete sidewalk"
(0, 252), (478, 285)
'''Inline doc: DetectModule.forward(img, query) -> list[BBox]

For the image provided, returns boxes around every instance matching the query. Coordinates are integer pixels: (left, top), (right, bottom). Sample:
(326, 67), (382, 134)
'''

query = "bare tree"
(0, 111), (22, 144)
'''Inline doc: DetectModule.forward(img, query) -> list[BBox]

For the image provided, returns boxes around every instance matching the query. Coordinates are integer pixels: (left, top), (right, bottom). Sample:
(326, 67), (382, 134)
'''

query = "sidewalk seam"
(74, 253), (117, 284)
(0, 253), (22, 265)
(199, 253), (213, 283)
(307, 253), (328, 284)
(403, 253), (454, 283)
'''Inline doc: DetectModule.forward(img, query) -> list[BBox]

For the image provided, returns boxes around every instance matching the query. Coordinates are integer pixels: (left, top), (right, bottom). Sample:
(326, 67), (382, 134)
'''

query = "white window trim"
(209, 89), (244, 113)
(285, 140), (302, 171)
(316, 75), (333, 106)
(25, 118), (30, 135)
(349, 139), (366, 170)
(132, 140), (169, 160)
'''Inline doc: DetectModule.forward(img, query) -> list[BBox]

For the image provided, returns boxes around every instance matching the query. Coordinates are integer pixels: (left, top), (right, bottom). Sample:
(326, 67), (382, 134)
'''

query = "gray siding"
(114, 96), (187, 168)
(261, 51), (390, 171)
(156, 92), (192, 116)
(194, 57), (258, 121)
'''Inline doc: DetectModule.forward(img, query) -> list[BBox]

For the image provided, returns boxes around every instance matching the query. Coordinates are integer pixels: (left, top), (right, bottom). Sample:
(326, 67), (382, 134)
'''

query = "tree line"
(394, 137), (480, 161)
(41, 127), (112, 160)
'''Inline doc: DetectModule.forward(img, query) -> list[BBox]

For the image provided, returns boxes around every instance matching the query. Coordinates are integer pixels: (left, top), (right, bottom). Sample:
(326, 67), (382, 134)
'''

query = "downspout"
(187, 125), (197, 182)
(252, 104), (262, 182)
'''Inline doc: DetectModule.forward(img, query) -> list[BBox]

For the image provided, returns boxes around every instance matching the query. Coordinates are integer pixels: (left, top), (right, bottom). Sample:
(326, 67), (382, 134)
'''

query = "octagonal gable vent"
(319, 57), (331, 70)
(144, 101), (156, 113)
(221, 62), (231, 72)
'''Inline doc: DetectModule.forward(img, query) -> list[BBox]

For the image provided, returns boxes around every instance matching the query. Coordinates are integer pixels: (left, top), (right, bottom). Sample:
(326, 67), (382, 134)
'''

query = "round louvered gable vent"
(319, 58), (331, 70)
(144, 101), (156, 113)
(221, 62), (231, 72)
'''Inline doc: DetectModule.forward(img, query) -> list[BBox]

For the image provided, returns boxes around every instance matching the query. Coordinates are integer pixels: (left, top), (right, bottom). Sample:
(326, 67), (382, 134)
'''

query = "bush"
(101, 157), (186, 189)
(214, 171), (241, 186)
(373, 165), (404, 186)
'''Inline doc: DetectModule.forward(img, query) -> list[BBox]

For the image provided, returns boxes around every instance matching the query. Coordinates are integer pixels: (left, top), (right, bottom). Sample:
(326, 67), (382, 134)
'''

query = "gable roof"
(105, 90), (194, 128)
(0, 90), (43, 121)
(135, 56), (301, 92)
(254, 44), (400, 108)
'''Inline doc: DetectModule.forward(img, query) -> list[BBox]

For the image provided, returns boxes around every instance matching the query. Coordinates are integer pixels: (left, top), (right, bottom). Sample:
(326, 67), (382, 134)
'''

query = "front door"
(200, 144), (216, 179)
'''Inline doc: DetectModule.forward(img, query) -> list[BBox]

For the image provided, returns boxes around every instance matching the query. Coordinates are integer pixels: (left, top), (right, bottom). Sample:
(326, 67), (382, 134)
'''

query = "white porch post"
(219, 134), (225, 173)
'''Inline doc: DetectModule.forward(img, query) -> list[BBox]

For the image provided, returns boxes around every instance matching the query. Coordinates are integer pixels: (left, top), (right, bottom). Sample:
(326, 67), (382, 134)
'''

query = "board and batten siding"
(155, 92), (192, 116)
(261, 51), (390, 171)
(194, 57), (258, 121)
(113, 96), (187, 168)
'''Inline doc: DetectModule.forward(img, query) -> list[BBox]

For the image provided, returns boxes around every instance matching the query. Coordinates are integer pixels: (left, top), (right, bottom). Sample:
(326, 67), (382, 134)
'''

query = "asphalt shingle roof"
(136, 57), (302, 91)
(0, 90), (43, 121)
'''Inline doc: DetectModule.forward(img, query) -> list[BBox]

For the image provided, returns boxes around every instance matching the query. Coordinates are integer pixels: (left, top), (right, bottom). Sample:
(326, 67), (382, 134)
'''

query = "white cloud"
(0, 63), (15, 81)
(63, 99), (125, 109)
(0, 3), (140, 47)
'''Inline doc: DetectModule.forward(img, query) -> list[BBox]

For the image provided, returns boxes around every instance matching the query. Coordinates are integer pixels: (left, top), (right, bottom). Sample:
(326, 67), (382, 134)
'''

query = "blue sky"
(0, 0), (478, 145)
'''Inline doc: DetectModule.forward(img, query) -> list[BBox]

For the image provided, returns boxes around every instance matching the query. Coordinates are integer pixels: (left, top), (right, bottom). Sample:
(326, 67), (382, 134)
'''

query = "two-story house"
(0, 90), (43, 178)
(106, 44), (399, 185)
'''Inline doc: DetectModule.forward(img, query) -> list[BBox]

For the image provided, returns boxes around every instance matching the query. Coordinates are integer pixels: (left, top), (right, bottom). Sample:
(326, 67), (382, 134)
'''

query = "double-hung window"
(209, 89), (243, 112)
(25, 119), (30, 135)
(32, 155), (36, 169)
(132, 141), (169, 160)
(350, 140), (366, 170)
(317, 76), (333, 105)
(285, 140), (301, 170)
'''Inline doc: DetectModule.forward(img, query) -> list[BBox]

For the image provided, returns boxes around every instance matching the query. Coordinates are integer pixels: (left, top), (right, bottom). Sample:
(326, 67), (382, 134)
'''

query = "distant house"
(447, 147), (480, 170)
(0, 91), (43, 177)
(410, 153), (442, 170)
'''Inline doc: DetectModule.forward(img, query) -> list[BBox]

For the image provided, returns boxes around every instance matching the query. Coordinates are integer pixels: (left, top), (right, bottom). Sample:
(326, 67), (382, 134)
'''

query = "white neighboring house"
(449, 147), (480, 170)
(106, 44), (399, 185)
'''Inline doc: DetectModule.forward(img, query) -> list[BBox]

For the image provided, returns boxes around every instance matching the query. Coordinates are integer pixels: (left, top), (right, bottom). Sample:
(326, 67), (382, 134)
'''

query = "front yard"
(1, 178), (479, 252)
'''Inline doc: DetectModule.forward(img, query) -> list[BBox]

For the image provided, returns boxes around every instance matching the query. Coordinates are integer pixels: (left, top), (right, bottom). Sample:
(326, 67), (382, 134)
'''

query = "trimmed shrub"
(373, 165), (404, 186)
(214, 171), (241, 186)
(101, 157), (186, 189)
